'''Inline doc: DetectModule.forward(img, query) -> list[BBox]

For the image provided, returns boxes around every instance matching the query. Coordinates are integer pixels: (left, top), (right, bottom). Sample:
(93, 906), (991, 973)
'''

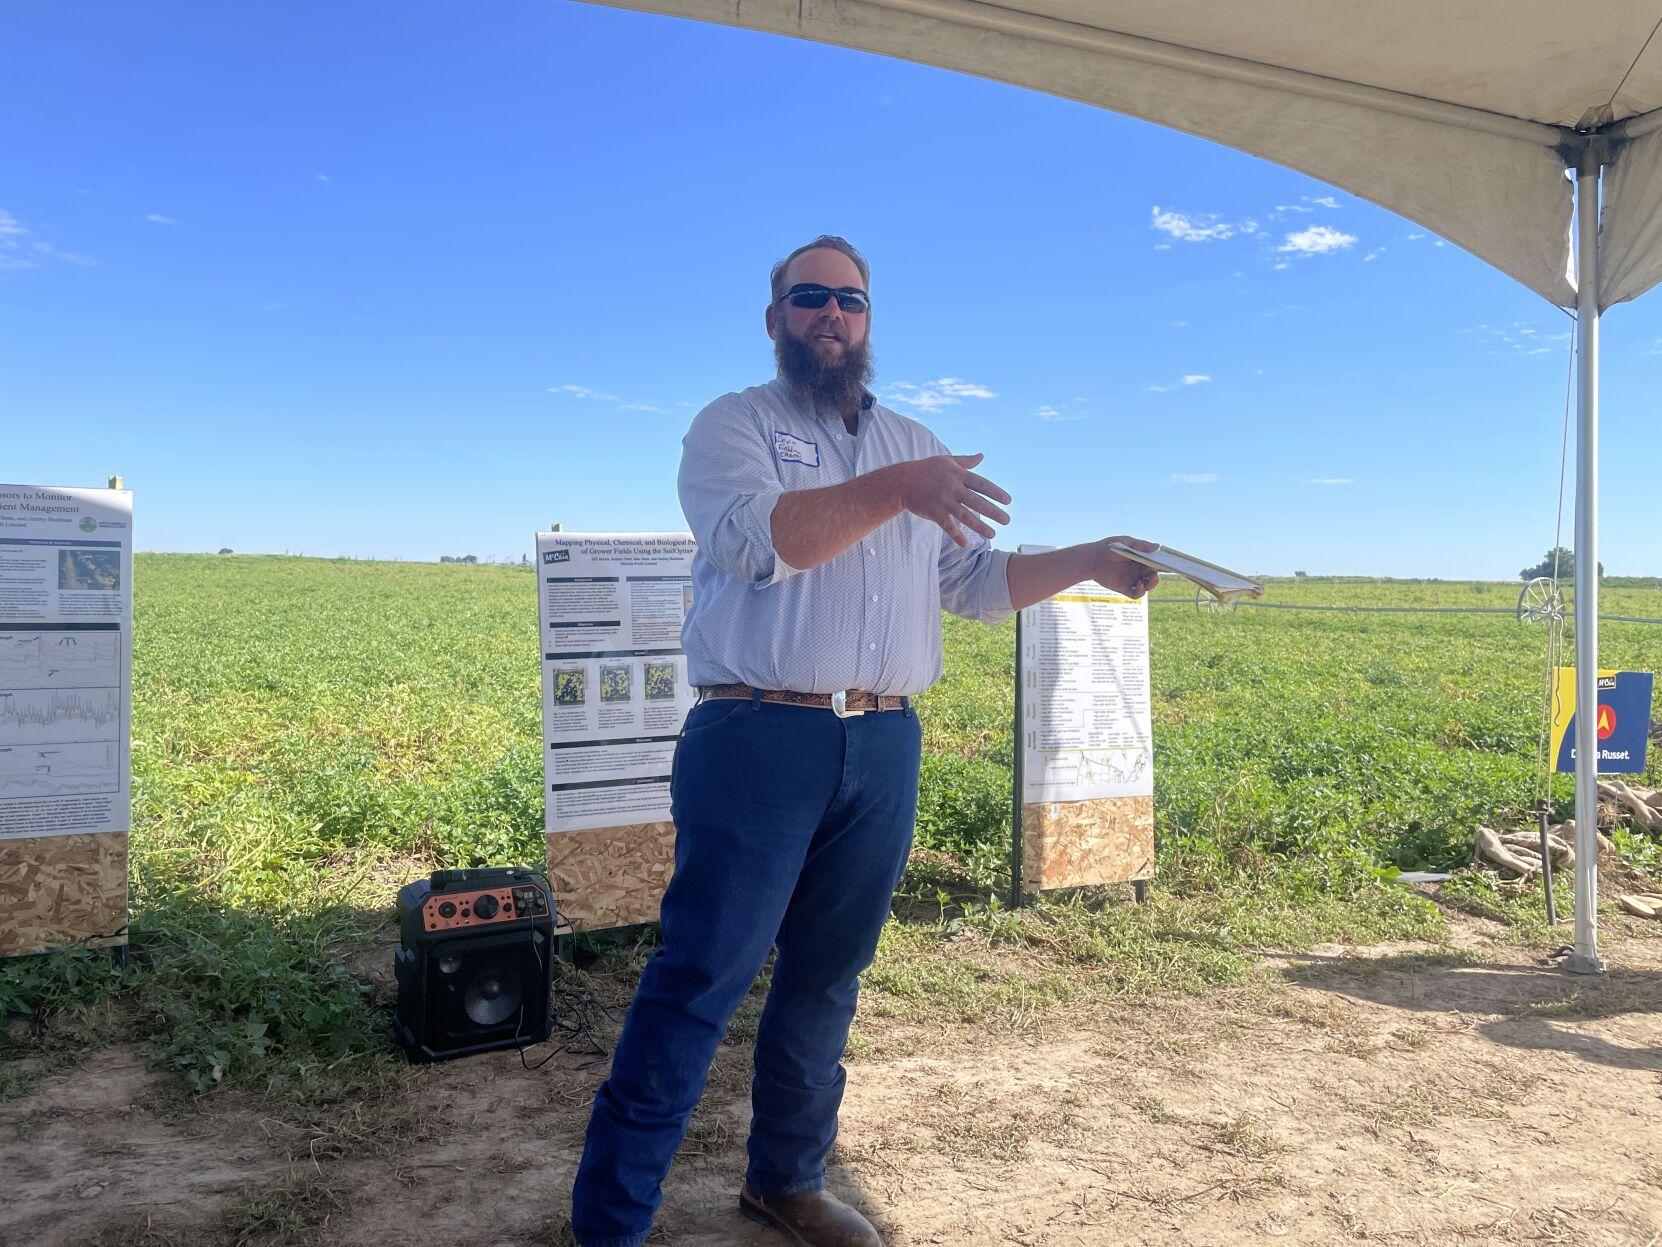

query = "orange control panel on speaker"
(421, 884), (549, 932)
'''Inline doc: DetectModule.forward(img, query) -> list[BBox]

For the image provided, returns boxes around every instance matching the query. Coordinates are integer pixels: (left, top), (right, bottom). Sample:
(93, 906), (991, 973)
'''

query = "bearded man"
(568, 236), (1159, 1247)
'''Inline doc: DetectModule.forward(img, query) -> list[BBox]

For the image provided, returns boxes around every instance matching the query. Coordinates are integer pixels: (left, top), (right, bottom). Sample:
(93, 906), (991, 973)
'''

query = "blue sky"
(4, 2), (1659, 578)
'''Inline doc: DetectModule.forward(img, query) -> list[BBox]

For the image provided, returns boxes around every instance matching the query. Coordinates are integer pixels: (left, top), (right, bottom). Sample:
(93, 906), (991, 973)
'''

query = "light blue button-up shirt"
(678, 375), (1013, 696)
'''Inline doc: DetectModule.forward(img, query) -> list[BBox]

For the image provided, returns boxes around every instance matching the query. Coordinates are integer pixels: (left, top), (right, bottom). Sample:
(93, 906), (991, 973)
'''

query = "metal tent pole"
(1567, 153), (1606, 975)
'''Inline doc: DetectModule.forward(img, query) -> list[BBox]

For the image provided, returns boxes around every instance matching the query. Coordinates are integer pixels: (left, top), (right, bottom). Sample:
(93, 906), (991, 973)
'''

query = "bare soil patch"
(5, 921), (1661, 1247)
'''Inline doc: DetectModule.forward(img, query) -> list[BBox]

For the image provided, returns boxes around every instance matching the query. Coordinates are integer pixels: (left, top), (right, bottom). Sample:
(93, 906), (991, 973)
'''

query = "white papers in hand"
(1108, 543), (1263, 605)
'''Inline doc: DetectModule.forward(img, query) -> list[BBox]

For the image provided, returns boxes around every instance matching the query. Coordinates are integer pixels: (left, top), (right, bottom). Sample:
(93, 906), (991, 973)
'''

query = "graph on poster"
(0, 742), (120, 799)
(0, 630), (120, 689)
(0, 688), (122, 746)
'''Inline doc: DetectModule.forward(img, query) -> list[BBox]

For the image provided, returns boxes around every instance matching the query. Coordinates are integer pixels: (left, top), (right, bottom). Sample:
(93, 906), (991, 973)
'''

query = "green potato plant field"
(3, 555), (1660, 1099)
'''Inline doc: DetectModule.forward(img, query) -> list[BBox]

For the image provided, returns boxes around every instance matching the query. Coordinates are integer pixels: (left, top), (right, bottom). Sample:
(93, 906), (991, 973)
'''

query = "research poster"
(536, 531), (698, 833)
(0, 483), (133, 841)
(1018, 562), (1153, 805)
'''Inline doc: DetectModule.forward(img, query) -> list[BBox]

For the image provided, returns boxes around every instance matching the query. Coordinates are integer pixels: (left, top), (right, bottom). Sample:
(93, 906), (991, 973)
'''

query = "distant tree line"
(1519, 547), (1602, 581)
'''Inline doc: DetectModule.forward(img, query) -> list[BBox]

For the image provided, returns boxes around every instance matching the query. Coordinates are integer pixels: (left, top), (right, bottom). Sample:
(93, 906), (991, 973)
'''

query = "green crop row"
(2, 555), (1658, 1099)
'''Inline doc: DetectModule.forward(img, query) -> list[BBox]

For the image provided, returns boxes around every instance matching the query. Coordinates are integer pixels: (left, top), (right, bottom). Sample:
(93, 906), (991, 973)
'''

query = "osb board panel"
(1021, 796), (1154, 892)
(548, 822), (676, 932)
(0, 832), (129, 958)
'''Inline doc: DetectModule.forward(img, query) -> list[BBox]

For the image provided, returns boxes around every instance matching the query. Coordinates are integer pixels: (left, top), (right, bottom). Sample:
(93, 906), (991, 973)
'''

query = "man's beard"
(775, 327), (874, 413)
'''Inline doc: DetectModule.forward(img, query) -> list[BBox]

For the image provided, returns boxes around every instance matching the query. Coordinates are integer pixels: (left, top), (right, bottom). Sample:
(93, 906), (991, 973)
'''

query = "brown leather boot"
(739, 1186), (882, 1247)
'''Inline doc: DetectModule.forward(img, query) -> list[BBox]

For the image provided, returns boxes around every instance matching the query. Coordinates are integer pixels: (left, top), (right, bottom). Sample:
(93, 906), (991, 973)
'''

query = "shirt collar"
(770, 374), (876, 425)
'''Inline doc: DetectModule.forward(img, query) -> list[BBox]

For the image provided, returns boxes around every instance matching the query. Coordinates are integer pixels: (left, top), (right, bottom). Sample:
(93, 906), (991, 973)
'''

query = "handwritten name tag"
(773, 430), (820, 468)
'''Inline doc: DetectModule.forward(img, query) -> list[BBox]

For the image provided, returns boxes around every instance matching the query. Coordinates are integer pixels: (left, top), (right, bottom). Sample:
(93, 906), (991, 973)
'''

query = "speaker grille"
(425, 929), (545, 1043)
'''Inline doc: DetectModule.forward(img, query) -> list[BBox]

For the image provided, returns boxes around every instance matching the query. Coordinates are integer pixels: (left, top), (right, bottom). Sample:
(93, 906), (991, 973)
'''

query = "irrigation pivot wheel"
(1195, 584), (1237, 614)
(1517, 576), (1565, 624)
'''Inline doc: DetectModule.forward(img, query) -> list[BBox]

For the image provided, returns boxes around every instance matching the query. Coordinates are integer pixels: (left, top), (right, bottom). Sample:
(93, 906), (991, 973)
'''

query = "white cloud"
(1471, 322), (1570, 358)
(1278, 225), (1357, 255)
(882, 378), (997, 412)
(1172, 320), (1188, 328)
(1405, 232), (1426, 240)
(144, 213), (176, 225)
(549, 384), (682, 415)
(316, 173), (331, 182)
(1171, 473), (1219, 484)
(1363, 247), (1386, 262)
(1148, 373), (1211, 394)
(1310, 477), (1354, 486)
(1274, 195), (1341, 217)
(1272, 262), (1290, 271)
(0, 208), (96, 269)
(935, 377), (996, 399)
(1151, 206), (1235, 243)
(1034, 405), (1084, 422)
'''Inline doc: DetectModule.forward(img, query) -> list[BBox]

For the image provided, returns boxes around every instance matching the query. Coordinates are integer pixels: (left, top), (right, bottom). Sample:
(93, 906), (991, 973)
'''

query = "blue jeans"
(569, 697), (922, 1247)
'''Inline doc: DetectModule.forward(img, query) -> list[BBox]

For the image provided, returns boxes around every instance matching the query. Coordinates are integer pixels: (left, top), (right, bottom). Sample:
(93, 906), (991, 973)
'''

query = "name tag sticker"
(773, 430), (820, 468)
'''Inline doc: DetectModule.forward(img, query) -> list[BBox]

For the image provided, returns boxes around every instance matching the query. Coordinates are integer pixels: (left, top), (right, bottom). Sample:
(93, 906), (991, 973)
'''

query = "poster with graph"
(0, 484), (133, 840)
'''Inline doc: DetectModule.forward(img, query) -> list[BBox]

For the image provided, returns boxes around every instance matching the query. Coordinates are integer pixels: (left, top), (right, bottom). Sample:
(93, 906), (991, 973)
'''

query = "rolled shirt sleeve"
(923, 430), (1013, 624)
(938, 530), (1014, 624)
(678, 396), (801, 588)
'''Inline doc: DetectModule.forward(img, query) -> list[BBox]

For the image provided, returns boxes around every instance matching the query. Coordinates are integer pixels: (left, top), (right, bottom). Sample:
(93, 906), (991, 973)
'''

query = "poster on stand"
(536, 531), (698, 834)
(1017, 550), (1153, 806)
(0, 483), (133, 841)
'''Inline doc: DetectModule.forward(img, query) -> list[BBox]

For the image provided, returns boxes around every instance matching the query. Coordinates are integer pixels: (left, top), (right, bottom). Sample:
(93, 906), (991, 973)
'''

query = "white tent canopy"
(584, 0), (1662, 969)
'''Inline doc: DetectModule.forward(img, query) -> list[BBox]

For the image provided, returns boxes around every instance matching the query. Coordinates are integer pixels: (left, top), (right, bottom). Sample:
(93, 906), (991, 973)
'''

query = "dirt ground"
(6, 918), (1662, 1247)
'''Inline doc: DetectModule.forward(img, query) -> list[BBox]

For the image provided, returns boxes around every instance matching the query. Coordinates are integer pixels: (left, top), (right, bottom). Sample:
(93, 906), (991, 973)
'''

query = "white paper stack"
(1107, 543), (1263, 605)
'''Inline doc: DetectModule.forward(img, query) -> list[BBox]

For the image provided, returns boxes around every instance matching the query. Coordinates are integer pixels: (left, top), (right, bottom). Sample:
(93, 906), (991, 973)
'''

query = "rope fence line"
(1144, 598), (1662, 625)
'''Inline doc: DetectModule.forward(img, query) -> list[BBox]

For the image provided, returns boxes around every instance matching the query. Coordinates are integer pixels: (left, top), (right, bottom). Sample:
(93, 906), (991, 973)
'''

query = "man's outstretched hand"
(885, 453), (1012, 549)
(1091, 536), (1161, 599)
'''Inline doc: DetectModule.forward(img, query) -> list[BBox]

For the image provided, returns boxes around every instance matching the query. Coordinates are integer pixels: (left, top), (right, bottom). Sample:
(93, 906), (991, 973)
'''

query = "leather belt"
(697, 683), (911, 718)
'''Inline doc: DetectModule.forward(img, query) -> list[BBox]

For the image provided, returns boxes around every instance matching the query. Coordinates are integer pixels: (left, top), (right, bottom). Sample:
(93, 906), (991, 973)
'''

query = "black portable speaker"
(392, 865), (557, 1063)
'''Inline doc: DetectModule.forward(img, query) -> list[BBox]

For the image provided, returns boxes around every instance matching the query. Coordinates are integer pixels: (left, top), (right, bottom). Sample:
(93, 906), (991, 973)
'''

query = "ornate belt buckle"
(831, 690), (865, 718)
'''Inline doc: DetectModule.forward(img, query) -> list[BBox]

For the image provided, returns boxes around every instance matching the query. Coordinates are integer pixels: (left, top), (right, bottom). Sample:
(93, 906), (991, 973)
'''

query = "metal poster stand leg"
(1010, 609), (1024, 910)
(110, 472), (131, 967)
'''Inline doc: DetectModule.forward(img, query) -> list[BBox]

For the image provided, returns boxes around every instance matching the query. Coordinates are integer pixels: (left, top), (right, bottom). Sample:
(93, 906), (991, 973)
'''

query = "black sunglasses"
(780, 282), (871, 314)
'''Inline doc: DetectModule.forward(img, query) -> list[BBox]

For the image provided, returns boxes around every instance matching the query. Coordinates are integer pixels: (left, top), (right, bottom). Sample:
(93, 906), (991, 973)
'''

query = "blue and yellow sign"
(1551, 669), (1654, 774)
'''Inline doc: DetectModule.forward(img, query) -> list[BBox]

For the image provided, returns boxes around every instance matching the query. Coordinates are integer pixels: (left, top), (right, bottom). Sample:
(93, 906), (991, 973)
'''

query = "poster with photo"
(536, 531), (698, 833)
(0, 483), (133, 841)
